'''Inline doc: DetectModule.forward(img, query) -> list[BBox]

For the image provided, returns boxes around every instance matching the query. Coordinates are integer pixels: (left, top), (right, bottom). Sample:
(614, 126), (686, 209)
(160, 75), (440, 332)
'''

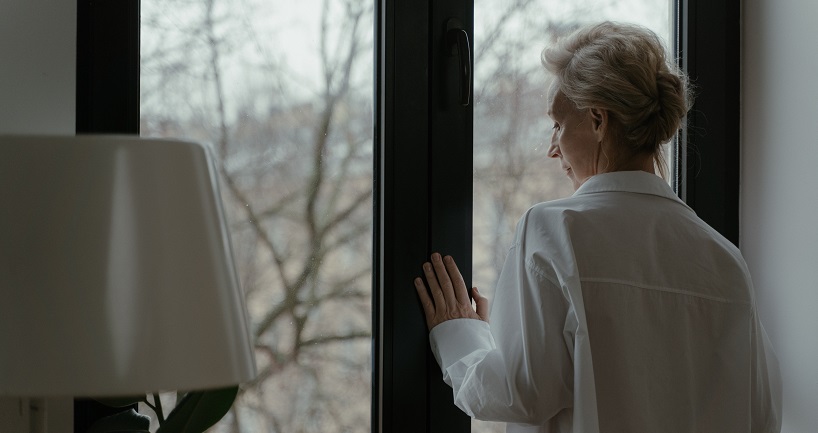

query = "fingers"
(422, 260), (446, 309)
(473, 287), (490, 322)
(442, 255), (470, 305)
(414, 253), (490, 330)
(430, 253), (457, 306)
(414, 277), (435, 329)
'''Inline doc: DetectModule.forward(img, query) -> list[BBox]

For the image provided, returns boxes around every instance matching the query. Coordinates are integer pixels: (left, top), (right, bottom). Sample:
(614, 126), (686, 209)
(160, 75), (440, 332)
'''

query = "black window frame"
(75, 0), (740, 431)
(676, 0), (741, 246)
(373, 1), (474, 431)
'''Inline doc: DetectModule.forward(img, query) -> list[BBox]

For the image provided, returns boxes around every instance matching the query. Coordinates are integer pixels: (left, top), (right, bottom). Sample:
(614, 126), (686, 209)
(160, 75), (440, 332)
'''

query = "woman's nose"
(547, 143), (560, 158)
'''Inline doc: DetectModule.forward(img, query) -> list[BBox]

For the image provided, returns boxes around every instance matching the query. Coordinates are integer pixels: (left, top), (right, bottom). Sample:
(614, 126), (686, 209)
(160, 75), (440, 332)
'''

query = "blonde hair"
(541, 21), (693, 177)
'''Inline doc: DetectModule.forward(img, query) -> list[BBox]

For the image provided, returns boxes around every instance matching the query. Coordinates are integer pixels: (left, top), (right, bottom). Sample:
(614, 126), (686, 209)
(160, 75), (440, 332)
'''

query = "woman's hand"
(414, 252), (490, 331)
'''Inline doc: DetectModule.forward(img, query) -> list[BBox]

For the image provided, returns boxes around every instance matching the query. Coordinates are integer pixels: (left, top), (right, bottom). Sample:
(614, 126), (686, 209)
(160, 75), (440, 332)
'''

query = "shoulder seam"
(525, 256), (560, 287)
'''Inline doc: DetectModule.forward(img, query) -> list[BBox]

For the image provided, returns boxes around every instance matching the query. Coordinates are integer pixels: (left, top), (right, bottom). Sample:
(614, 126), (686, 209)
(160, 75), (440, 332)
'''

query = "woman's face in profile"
(546, 87), (602, 190)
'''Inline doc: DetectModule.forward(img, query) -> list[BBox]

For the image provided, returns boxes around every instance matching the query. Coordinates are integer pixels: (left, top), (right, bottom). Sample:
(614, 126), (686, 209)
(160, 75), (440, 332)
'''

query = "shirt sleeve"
(428, 219), (574, 425)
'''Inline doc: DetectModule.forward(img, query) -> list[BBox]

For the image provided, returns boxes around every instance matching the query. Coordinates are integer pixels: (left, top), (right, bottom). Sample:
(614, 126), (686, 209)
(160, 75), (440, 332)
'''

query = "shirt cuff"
(429, 319), (495, 372)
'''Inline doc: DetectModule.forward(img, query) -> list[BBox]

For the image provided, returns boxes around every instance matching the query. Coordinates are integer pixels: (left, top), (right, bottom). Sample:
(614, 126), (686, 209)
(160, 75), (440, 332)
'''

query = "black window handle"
(446, 19), (471, 106)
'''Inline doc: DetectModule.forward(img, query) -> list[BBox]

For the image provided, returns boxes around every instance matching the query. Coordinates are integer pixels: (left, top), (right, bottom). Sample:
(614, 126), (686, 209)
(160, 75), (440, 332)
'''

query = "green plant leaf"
(156, 386), (238, 433)
(85, 408), (151, 433)
(93, 396), (146, 408)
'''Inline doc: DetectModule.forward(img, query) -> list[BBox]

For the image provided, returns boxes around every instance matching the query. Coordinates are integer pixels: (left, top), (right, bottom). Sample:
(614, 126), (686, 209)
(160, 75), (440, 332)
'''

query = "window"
(76, 0), (739, 431)
(140, 0), (374, 431)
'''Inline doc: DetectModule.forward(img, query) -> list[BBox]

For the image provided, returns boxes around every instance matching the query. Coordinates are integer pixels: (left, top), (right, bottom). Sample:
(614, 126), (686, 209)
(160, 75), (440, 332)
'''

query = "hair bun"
(542, 21), (695, 177)
(650, 68), (690, 144)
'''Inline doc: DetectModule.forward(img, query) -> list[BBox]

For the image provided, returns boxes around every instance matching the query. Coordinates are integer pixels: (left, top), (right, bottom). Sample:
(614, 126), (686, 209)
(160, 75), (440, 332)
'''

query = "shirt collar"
(573, 171), (691, 209)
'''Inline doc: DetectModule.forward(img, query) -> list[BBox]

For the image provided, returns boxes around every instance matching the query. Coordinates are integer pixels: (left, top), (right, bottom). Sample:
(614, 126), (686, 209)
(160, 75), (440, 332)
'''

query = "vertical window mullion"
(375, 0), (473, 432)
(678, 0), (741, 244)
(76, 0), (140, 135)
(428, 0), (473, 432)
(374, 0), (432, 432)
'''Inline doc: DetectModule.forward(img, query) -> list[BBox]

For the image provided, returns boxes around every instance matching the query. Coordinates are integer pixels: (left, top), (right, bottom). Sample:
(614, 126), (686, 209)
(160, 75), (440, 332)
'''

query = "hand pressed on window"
(414, 252), (489, 331)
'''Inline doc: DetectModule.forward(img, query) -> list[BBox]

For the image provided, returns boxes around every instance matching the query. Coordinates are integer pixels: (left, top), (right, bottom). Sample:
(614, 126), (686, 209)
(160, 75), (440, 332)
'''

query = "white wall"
(0, 0), (76, 431)
(742, 0), (818, 431)
(0, 0), (75, 133)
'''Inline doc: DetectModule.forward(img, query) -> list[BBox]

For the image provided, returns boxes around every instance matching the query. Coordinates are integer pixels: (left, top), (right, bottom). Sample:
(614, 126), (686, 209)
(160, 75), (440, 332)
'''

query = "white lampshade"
(0, 135), (256, 397)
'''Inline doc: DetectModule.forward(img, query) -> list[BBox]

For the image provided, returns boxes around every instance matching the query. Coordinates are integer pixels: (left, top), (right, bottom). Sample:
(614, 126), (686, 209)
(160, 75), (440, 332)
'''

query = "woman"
(414, 22), (781, 433)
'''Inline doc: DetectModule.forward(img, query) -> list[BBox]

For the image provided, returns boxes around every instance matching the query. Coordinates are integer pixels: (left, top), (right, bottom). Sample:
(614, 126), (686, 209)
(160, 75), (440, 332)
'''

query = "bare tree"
(142, 0), (373, 431)
(472, 0), (579, 297)
(141, 0), (666, 432)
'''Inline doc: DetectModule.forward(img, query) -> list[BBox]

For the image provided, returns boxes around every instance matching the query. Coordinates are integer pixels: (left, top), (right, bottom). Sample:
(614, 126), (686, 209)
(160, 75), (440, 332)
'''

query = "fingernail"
(423, 263), (431, 271)
(432, 252), (440, 260)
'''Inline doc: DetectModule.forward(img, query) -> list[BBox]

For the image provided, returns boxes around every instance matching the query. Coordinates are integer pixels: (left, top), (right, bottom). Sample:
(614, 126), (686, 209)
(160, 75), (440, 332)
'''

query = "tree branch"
(298, 331), (370, 348)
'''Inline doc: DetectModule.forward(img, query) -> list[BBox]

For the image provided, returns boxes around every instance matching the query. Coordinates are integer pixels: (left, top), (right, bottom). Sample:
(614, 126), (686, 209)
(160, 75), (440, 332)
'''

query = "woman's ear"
(589, 107), (608, 142)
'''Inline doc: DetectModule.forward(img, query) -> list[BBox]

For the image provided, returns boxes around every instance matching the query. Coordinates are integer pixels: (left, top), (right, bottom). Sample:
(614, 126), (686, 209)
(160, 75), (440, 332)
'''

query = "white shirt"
(429, 171), (782, 433)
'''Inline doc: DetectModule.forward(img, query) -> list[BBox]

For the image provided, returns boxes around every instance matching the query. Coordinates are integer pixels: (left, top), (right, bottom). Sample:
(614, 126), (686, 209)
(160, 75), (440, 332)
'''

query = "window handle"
(446, 19), (471, 106)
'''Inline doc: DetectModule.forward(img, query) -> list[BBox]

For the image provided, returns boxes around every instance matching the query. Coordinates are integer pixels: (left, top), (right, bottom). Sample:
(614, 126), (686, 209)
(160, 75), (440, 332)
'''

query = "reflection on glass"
(472, 1), (671, 432)
(141, 1), (373, 432)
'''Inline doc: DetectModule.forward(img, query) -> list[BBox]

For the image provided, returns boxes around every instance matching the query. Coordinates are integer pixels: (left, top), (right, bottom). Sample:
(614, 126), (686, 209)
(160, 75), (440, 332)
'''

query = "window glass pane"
(141, 1), (373, 432)
(472, 2), (671, 431)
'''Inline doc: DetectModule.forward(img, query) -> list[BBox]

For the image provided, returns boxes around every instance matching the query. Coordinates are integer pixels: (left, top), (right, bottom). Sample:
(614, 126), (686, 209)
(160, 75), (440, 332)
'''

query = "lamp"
(0, 135), (256, 428)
